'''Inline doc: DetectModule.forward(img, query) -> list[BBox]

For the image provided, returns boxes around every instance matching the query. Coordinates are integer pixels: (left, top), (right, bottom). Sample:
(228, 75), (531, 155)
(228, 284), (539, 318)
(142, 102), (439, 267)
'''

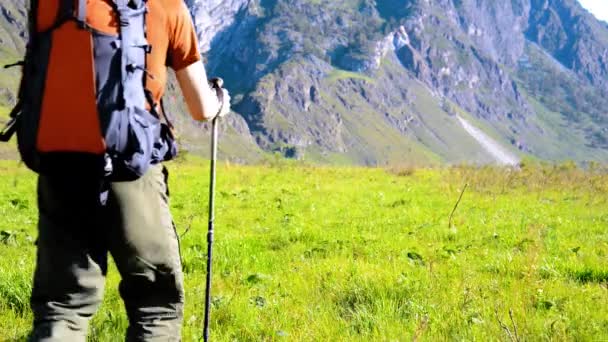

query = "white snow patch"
(457, 116), (519, 165)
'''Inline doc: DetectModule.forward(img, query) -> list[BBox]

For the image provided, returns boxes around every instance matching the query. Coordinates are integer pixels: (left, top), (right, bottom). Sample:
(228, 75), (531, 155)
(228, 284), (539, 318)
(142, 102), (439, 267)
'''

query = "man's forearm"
(175, 61), (222, 121)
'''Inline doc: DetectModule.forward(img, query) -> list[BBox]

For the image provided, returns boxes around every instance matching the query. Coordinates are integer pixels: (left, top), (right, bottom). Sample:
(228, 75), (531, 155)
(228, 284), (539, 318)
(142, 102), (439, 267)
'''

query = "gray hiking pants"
(29, 164), (184, 341)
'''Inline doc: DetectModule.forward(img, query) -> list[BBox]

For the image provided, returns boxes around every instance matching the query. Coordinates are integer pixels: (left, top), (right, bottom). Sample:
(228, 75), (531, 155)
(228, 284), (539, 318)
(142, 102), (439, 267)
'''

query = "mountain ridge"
(1, 0), (607, 165)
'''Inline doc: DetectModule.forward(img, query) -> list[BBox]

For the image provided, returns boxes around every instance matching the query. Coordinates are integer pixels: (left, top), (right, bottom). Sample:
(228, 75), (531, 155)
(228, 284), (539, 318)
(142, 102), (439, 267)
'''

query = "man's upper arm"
(167, 0), (201, 71)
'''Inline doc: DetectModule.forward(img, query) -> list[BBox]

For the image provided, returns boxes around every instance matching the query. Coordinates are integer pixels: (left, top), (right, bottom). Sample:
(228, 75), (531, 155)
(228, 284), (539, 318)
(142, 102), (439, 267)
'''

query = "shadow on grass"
(568, 268), (608, 284)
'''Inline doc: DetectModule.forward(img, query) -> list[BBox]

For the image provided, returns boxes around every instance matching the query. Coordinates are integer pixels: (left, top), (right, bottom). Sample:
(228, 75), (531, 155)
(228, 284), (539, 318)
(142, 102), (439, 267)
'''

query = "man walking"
(27, 0), (229, 340)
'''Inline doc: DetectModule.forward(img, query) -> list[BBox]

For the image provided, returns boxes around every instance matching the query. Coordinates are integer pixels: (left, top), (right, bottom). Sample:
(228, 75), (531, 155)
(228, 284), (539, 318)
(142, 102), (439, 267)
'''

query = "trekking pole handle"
(209, 77), (224, 119)
(209, 77), (223, 89)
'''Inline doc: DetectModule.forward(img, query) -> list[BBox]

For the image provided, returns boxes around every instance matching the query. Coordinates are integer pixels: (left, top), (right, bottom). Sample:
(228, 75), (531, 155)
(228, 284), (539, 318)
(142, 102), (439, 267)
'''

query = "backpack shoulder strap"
(60, 0), (74, 19)
(55, 0), (84, 27)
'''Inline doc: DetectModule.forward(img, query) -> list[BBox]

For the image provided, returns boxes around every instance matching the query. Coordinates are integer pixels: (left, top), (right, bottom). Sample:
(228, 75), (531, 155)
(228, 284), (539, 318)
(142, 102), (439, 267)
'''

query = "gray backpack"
(0, 0), (177, 181)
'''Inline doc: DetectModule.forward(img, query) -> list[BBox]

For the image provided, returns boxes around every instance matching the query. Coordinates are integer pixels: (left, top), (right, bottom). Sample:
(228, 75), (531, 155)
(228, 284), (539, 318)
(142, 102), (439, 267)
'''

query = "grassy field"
(0, 158), (607, 341)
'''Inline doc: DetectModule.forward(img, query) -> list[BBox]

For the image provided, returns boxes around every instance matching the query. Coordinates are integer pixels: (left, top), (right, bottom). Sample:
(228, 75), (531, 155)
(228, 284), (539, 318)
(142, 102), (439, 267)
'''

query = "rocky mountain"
(0, 0), (26, 104)
(1, 0), (608, 165)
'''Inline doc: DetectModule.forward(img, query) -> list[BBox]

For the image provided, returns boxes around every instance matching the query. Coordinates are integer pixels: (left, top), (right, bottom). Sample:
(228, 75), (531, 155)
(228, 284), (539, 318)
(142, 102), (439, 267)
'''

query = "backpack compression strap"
(112, 0), (149, 110)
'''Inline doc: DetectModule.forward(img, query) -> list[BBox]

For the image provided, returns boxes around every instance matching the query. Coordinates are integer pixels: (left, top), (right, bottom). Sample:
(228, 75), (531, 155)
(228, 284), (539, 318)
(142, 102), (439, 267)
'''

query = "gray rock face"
(526, 0), (608, 92)
(351, 0), (535, 139)
(0, 0), (26, 52)
(453, 0), (531, 65)
(186, 0), (251, 54)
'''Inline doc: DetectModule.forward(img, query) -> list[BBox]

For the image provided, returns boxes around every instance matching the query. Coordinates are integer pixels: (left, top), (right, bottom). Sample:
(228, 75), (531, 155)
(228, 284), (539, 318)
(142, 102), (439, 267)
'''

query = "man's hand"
(176, 61), (230, 121)
(209, 78), (231, 118)
(217, 88), (231, 117)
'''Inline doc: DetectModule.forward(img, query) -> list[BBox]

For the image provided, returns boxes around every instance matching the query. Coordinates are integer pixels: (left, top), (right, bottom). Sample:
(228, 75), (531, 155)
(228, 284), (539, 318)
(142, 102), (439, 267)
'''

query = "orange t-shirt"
(86, 0), (201, 104)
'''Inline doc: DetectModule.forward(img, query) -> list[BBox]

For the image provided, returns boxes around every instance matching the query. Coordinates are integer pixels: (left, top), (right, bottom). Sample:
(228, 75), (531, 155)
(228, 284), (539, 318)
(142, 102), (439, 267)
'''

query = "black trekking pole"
(204, 78), (223, 342)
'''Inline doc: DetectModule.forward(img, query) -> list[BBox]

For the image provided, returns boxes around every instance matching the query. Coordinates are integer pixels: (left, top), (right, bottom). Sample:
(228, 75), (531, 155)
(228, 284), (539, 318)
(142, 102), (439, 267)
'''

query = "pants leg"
(30, 176), (107, 342)
(106, 164), (184, 341)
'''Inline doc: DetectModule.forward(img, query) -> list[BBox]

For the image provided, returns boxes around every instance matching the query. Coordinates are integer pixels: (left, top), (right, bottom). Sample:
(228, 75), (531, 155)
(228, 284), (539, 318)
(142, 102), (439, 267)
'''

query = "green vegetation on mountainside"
(251, 55), (515, 166)
(0, 160), (607, 340)
(516, 43), (608, 152)
(179, 123), (266, 164)
(0, 105), (17, 159)
(519, 95), (608, 162)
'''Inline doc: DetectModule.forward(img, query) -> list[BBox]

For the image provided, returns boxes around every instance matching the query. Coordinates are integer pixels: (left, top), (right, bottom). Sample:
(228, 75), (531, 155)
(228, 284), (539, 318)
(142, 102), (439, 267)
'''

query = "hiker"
(3, 0), (230, 340)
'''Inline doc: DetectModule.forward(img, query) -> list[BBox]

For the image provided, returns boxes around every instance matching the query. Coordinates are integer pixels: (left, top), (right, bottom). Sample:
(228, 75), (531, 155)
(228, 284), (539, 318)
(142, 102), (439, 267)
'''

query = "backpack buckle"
(0, 117), (18, 142)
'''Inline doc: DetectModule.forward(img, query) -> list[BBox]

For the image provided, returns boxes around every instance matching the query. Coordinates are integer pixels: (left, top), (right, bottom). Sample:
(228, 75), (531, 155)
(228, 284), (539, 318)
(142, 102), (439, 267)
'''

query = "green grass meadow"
(0, 158), (607, 341)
